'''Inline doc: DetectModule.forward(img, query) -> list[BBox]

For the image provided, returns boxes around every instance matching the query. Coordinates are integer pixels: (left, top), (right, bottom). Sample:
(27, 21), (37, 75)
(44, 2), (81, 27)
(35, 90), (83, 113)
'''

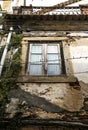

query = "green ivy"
(0, 34), (23, 110)
(8, 34), (23, 50)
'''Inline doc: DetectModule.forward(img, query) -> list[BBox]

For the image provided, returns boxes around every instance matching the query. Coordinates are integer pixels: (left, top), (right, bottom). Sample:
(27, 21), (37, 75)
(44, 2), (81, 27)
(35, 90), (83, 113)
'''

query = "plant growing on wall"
(0, 34), (23, 115)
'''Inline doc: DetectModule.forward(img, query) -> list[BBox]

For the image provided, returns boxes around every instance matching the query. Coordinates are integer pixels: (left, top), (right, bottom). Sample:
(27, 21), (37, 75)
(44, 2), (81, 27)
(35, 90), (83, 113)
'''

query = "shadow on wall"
(8, 87), (66, 113)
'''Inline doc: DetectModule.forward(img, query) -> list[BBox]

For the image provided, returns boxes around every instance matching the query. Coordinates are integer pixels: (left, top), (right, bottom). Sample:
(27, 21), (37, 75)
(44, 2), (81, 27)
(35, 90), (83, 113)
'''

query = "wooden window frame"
(27, 41), (66, 76)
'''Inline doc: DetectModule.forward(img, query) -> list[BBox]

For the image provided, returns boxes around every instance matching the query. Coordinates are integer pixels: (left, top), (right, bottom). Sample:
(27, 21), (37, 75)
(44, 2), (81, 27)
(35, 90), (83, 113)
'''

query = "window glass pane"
(31, 45), (42, 53)
(31, 54), (42, 63)
(30, 64), (42, 75)
(47, 64), (61, 75)
(47, 54), (61, 63)
(47, 45), (58, 53)
(28, 43), (63, 76)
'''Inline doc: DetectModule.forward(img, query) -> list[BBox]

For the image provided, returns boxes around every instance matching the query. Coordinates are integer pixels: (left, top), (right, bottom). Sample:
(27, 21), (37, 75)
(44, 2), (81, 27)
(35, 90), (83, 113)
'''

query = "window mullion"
(58, 43), (62, 73)
(44, 44), (47, 75)
(58, 43), (61, 63)
(42, 44), (45, 75)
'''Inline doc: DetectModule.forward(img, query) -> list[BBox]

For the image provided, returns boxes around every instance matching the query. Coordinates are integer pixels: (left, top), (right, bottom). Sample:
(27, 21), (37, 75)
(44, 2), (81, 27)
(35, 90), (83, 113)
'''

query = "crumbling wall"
(63, 37), (88, 116)
(64, 37), (88, 84)
(9, 35), (86, 119)
(20, 83), (83, 112)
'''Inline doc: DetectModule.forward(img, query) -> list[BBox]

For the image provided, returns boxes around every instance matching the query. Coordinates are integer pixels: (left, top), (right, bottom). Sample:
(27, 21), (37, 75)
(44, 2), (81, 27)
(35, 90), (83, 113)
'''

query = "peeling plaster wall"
(63, 37), (88, 104)
(20, 35), (88, 113)
(20, 83), (83, 112)
(67, 38), (88, 83)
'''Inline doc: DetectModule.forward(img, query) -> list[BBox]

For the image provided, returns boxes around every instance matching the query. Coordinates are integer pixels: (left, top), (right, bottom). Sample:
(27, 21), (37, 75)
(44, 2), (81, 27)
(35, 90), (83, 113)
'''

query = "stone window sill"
(17, 75), (77, 83)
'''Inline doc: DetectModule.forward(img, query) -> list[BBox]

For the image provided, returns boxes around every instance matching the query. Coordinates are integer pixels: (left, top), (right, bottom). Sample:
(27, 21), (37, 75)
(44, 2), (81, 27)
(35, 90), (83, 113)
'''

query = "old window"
(27, 42), (66, 76)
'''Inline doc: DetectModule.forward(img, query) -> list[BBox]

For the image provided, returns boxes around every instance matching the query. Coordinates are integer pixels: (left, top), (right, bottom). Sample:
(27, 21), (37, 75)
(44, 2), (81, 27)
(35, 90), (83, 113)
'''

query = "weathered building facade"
(1, 1), (88, 122)
(18, 32), (88, 113)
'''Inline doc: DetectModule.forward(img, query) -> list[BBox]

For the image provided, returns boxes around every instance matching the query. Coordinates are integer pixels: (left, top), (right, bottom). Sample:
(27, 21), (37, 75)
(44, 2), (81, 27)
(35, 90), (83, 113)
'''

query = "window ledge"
(17, 75), (77, 83)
